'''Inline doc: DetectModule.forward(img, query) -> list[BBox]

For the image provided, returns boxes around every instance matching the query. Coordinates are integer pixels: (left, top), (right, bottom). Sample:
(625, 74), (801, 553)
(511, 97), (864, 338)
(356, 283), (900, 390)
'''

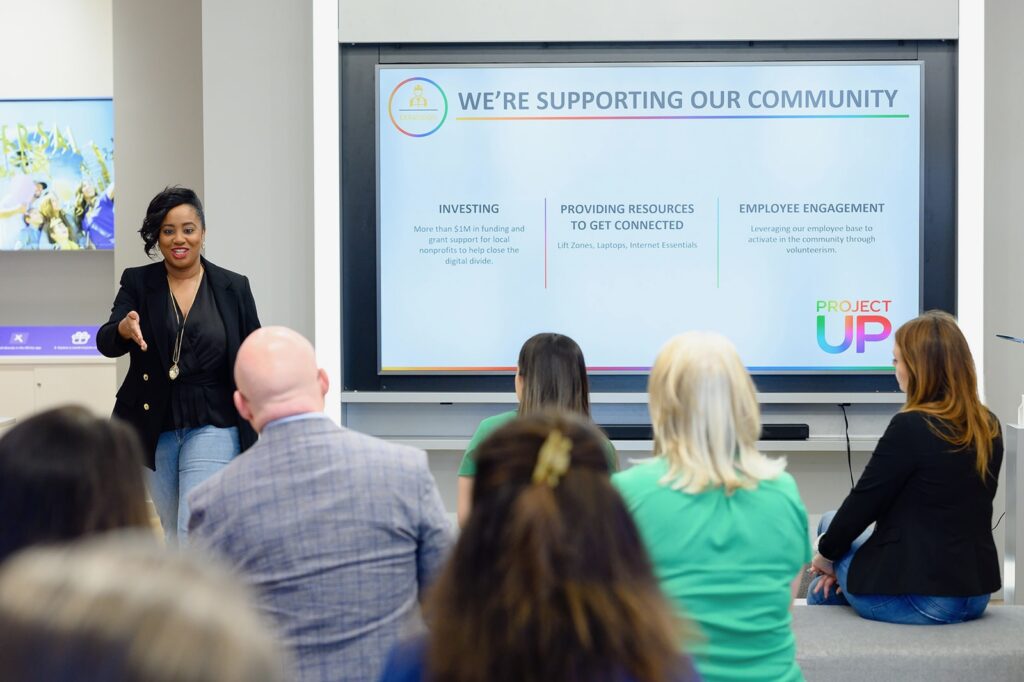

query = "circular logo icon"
(388, 77), (448, 137)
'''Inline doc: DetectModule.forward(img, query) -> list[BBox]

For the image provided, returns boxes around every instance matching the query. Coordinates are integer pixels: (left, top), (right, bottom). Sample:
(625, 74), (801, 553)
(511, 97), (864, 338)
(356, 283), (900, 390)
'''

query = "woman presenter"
(97, 187), (261, 542)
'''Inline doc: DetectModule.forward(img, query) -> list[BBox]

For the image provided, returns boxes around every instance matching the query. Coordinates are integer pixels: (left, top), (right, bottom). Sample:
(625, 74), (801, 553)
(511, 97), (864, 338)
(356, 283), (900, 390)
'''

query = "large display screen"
(0, 98), (114, 251)
(376, 62), (921, 374)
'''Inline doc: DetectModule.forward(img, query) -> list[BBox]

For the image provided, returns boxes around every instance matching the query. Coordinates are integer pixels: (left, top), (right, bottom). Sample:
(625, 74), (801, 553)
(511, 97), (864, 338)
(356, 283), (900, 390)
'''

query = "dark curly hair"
(138, 186), (206, 257)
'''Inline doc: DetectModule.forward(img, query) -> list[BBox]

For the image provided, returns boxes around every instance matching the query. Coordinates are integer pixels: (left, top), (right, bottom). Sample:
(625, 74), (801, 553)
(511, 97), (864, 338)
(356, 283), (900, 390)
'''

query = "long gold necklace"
(168, 271), (203, 381)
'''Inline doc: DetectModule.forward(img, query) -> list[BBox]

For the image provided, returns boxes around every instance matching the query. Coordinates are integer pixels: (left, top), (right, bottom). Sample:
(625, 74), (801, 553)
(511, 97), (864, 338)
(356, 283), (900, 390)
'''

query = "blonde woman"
(614, 332), (810, 682)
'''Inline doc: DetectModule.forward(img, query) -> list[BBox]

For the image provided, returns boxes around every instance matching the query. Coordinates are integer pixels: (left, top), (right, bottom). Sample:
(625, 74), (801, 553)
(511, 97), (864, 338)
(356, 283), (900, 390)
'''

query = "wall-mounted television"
(0, 98), (114, 252)
(341, 42), (956, 393)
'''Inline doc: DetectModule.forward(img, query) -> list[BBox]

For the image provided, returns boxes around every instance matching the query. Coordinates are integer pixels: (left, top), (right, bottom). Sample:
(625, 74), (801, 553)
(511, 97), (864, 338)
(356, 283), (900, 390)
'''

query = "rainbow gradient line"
(455, 114), (910, 121)
(383, 366), (517, 372)
(383, 365), (894, 372)
(384, 365), (652, 372)
(747, 366), (894, 371)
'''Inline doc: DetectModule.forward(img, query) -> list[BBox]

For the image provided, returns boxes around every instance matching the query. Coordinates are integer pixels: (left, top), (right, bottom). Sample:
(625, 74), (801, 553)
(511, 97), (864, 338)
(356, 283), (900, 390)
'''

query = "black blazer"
(818, 410), (1003, 596)
(96, 258), (261, 468)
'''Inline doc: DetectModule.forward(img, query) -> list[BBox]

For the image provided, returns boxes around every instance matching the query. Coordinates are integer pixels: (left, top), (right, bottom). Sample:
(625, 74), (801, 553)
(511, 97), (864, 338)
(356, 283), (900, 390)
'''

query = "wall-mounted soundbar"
(600, 424), (810, 441)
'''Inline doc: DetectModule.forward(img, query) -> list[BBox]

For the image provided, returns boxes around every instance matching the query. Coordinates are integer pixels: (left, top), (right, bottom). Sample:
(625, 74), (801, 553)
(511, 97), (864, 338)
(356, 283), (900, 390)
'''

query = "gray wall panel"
(202, 0), (315, 340)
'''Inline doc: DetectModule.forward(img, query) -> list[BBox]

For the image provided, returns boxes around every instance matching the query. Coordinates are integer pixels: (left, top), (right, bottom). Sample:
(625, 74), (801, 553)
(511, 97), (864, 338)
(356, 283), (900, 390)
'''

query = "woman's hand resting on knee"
(809, 552), (841, 599)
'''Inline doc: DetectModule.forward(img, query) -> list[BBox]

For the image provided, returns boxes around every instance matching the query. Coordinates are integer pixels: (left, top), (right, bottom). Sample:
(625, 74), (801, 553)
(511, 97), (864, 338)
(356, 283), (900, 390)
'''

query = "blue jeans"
(807, 511), (990, 624)
(147, 426), (239, 543)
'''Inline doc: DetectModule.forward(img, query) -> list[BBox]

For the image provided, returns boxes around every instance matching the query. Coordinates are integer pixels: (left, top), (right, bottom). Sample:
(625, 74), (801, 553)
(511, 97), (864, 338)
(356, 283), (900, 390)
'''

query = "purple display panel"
(0, 325), (102, 356)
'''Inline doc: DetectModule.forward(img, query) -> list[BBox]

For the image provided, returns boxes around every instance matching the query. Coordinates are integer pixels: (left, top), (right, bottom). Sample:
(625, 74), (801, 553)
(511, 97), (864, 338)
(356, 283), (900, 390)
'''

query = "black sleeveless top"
(161, 275), (236, 431)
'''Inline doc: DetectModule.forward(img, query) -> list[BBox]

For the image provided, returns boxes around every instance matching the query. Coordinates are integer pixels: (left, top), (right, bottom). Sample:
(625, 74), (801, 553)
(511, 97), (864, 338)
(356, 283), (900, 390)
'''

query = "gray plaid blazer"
(189, 414), (454, 682)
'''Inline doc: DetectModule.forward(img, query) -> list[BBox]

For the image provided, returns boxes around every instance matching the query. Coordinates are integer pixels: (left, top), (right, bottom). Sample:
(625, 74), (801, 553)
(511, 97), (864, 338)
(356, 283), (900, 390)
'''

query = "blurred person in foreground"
(0, 532), (287, 682)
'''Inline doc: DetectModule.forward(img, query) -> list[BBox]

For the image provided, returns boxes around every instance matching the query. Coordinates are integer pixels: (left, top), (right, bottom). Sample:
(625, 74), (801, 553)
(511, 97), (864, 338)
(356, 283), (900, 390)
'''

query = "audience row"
(0, 310), (1003, 682)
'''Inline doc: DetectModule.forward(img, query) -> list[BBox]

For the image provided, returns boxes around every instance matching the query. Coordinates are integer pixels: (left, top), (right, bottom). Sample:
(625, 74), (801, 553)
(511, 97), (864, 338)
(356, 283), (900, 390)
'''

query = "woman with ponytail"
(808, 310), (1003, 624)
(381, 412), (698, 682)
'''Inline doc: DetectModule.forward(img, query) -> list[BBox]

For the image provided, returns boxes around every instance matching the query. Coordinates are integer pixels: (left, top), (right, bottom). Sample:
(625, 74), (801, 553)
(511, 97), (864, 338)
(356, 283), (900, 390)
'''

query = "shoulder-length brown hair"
(517, 333), (590, 417)
(425, 412), (690, 682)
(896, 310), (999, 479)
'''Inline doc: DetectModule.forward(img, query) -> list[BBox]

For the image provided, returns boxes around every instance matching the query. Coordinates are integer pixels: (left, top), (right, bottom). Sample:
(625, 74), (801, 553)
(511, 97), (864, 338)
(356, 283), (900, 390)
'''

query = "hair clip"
(532, 429), (572, 488)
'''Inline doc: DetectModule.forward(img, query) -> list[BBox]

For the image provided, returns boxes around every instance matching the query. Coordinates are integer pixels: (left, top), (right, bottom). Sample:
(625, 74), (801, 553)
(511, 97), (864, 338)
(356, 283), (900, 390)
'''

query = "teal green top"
(457, 410), (618, 476)
(613, 458), (811, 682)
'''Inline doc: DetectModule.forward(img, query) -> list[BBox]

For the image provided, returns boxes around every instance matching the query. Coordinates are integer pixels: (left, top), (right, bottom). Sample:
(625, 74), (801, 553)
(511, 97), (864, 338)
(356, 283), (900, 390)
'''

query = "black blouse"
(161, 275), (236, 431)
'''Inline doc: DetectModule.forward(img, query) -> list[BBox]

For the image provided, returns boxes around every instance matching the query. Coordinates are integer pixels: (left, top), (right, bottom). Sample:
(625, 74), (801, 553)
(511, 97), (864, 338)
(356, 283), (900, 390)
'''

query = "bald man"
(188, 327), (453, 682)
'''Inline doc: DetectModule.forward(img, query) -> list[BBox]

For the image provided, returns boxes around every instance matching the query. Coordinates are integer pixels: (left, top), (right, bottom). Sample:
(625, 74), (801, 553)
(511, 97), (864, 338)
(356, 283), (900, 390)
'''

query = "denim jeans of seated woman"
(806, 510), (990, 624)
(146, 426), (239, 543)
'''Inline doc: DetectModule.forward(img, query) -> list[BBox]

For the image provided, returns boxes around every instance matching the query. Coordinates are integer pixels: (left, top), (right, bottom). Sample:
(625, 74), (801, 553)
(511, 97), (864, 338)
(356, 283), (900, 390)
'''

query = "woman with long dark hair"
(808, 310), (1003, 623)
(382, 412), (697, 682)
(96, 187), (261, 542)
(455, 332), (615, 525)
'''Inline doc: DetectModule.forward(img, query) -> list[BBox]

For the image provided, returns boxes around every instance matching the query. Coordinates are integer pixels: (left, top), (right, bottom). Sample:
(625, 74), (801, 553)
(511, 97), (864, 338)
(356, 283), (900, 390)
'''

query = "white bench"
(793, 604), (1024, 681)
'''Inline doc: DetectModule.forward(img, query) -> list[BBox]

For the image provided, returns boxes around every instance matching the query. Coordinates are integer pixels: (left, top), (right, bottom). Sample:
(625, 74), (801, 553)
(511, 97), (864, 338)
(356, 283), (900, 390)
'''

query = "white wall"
(339, 0), (957, 43)
(313, 0), (342, 421)
(3, 0), (112, 98)
(202, 0), (316, 341)
(985, 0), (1024, 426)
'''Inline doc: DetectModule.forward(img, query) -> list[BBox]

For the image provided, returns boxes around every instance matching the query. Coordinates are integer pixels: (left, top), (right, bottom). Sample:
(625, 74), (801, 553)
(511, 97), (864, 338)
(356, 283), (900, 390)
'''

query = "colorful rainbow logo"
(388, 77), (449, 137)
(817, 314), (893, 354)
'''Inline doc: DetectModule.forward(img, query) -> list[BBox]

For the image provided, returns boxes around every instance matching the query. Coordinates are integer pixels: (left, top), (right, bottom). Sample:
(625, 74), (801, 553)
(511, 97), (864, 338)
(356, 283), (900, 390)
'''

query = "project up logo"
(816, 299), (892, 354)
(387, 77), (448, 137)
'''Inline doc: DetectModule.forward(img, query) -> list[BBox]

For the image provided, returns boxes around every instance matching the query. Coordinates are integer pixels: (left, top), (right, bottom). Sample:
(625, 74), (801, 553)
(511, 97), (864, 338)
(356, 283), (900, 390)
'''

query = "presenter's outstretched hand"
(118, 311), (147, 351)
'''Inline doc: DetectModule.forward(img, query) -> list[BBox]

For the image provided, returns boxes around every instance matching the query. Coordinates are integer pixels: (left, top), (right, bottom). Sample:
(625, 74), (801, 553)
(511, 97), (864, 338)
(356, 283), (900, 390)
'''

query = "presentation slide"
(377, 62), (921, 373)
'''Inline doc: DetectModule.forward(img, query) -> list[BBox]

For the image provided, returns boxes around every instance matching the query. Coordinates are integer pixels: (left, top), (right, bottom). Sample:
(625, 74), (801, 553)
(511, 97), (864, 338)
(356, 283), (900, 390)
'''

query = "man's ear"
(234, 389), (254, 423)
(317, 368), (330, 397)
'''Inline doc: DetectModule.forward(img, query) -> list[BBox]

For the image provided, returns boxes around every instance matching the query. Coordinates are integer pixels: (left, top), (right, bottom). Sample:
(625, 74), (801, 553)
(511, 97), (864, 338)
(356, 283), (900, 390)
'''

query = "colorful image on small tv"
(0, 98), (114, 251)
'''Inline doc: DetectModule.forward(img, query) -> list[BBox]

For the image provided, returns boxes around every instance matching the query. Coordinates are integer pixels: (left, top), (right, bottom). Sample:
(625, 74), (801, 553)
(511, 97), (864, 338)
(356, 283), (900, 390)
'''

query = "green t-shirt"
(613, 458), (811, 682)
(457, 410), (619, 476)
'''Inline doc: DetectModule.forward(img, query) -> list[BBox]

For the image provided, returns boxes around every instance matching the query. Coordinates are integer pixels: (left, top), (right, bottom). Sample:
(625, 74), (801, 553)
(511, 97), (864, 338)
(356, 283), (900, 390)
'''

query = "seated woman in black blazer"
(807, 310), (1002, 624)
(97, 187), (260, 543)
